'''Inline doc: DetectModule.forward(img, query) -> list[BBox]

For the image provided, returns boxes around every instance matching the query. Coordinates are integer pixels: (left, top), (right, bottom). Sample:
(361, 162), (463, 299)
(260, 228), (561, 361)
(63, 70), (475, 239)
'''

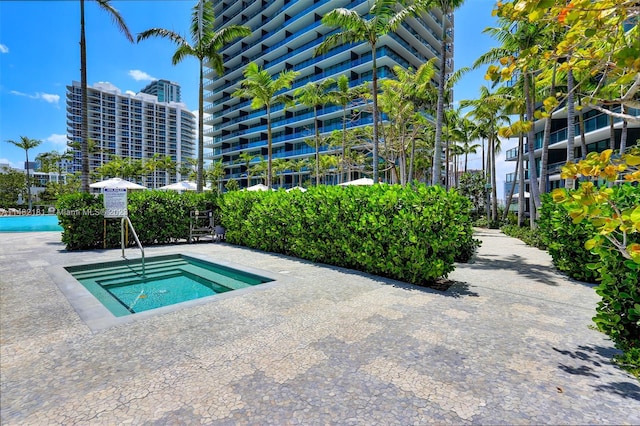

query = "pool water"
(66, 254), (273, 316)
(0, 215), (62, 232)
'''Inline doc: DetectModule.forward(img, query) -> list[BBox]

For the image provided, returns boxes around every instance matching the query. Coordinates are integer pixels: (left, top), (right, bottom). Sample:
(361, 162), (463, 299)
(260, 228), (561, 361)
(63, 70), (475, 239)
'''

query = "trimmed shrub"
(537, 193), (599, 282)
(500, 224), (547, 250)
(56, 191), (221, 250)
(218, 184), (479, 285)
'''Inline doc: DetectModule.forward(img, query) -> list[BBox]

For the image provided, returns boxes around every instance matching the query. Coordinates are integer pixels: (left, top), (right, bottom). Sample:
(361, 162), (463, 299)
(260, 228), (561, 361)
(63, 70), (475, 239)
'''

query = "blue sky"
(0, 0), (512, 193)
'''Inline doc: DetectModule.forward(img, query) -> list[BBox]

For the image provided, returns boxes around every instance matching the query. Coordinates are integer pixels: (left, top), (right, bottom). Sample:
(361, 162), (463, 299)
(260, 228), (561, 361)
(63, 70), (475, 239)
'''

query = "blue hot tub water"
(65, 254), (273, 316)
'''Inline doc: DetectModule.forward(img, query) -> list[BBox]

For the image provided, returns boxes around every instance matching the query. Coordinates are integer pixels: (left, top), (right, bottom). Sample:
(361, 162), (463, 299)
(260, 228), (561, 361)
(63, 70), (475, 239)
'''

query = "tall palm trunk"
(432, 18), (448, 187)
(341, 105), (347, 183)
(565, 68), (575, 190)
(503, 132), (521, 221)
(524, 72), (541, 227)
(490, 135), (498, 222)
(24, 150), (32, 210)
(620, 103), (628, 153)
(80, 0), (89, 193)
(266, 105), (272, 189)
(539, 64), (556, 195)
(371, 43), (380, 183)
(314, 105), (320, 186)
(197, 62), (205, 192)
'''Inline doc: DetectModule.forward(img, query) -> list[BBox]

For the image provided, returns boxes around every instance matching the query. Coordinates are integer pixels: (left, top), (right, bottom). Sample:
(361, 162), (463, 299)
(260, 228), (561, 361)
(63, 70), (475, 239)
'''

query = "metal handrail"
(121, 217), (145, 277)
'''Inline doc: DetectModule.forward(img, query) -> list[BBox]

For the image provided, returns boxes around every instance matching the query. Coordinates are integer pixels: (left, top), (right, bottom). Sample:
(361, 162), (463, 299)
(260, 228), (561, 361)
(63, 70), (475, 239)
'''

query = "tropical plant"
(326, 75), (369, 183)
(232, 62), (299, 189)
(495, 0), (640, 124)
(207, 159), (226, 192)
(6, 136), (42, 209)
(0, 166), (26, 208)
(315, 0), (419, 183)
(461, 87), (510, 222)
(237, 151), (259, 187)
(552, 147), (640, 359)
(79, 0), (132, 193)
(294, 78), (335, 186)
(416, 0), (466, 187)
(137, 0), (251, 192)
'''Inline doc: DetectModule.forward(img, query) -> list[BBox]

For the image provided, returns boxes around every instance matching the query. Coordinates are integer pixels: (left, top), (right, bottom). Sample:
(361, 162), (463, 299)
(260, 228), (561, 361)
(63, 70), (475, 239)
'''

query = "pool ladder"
(121, 217), (145, 277)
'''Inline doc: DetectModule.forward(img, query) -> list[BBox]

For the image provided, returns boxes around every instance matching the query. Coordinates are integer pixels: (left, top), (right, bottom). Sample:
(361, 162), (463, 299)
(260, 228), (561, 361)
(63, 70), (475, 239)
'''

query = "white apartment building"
(66, 81), (196, 188)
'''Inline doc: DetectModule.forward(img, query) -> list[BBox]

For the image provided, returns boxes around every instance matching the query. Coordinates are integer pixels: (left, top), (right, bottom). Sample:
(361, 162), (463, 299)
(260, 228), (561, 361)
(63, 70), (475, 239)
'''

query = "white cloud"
(45, 134), (68, 148)
(128, 69), (156, 81)
(125, 90), (136, 96)
(10, 90), (60, 105)
(0, 44), (8, 54)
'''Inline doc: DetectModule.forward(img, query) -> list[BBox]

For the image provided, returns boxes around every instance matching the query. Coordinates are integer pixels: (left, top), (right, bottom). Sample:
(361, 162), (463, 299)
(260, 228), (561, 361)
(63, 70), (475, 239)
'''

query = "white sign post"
(103, 188), (128, 218)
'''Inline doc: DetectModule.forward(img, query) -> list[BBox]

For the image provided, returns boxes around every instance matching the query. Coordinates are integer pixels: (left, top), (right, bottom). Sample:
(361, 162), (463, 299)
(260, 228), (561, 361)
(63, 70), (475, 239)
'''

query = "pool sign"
(103, 188), (128, 218)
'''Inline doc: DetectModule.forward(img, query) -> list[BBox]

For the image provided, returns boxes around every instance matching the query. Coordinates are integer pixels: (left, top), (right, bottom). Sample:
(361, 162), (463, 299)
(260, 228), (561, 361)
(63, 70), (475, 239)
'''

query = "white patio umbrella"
(286, 186), (307, 192)
(338, 177), (374, 186)
(89, 178), (147, 190)
(158, 180), (210, 191)
(246, 183), (270, 191)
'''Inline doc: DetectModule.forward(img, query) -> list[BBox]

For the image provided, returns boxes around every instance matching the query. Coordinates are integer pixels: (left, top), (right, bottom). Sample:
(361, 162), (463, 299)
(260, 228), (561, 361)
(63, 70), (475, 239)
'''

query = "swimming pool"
(0, 215), (62, 232)
(65, 254), (274, 316)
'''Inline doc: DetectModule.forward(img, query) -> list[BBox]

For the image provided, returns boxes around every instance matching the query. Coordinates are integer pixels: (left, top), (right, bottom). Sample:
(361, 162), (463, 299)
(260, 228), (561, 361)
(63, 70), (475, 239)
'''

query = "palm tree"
(419, 0), (466, 187)
(326, 75), (369, 183)
(315, 0), (418, 183)
(79, 0), (132, 193)
(206, 160), (225, 192)
(7, 136), (42, 209)
(462, 87), (509, 222)
(294, 78), (335, 186)
(137, 0), (251, 192)
(237, 151), (259, 187)
(232, 62), (299, 189)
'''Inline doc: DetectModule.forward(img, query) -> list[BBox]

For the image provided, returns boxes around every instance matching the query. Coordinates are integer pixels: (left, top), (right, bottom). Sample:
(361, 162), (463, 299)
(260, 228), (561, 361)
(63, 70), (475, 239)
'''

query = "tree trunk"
(267, 105), (272, 189)
(371, 43), (379, 183)
(432, 11), (448, 187)
(503, 135), (520, 222)
(524, 72), (541, 224)
(539, 64), (556, 195)
(565, 68), (575, 190)
(314, 106), (320, 186)
(80, 0), (89, 193)
(620, 103), (628, 153)
(491, 137), (498, 222)
(197, 61), (204, 192)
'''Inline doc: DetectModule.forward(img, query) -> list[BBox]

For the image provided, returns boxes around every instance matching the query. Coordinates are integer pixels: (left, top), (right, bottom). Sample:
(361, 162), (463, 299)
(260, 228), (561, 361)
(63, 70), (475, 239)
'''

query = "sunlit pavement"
(1, 229), (638, 424)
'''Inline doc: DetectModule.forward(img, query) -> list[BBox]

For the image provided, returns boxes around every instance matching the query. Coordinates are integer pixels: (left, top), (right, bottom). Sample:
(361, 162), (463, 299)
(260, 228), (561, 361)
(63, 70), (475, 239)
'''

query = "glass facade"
(205, 0), (453, 187)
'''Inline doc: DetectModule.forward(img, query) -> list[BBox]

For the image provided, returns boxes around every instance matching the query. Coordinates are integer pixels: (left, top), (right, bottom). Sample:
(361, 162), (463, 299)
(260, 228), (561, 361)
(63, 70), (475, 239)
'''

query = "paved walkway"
(1, 229), (639, 424)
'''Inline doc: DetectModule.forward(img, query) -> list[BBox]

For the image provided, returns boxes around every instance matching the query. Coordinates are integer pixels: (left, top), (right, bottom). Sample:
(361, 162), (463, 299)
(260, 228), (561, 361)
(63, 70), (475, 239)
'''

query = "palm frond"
(97, 0), (133, 42)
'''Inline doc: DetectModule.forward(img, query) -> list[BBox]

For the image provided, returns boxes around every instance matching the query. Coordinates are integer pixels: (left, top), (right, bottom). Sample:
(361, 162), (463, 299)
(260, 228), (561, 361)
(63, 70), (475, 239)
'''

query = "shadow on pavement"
(553, 344), (640, 401)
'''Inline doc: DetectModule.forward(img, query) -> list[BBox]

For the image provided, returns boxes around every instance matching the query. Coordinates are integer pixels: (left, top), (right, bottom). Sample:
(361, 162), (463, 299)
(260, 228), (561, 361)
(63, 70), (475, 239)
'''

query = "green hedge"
(219, 184), (479, 285)
(56, 191), (220, 250)
(537, 193), (600, 282)
(537, 184), (640, 354)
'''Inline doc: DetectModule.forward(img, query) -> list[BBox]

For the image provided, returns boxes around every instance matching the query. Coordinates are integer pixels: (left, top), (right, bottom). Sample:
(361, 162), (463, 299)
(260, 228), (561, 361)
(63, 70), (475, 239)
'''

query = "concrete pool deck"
(1, 229), (639, 424)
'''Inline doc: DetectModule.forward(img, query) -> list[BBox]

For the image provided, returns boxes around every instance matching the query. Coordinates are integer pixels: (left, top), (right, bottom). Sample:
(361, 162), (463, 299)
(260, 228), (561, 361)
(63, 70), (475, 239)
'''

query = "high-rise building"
(140, 79), (182, 103)
(66, 81), (196, 188)
(504, 105), (640, 206)
(205, 0), (453, 188)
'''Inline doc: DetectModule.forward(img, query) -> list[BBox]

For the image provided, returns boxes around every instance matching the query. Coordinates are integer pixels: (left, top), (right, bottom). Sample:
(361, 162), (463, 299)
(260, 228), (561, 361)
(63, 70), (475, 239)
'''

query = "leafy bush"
(219, 184), (479, 285)
(537, 193), (600, 282)
(57, 191), (220, 250)
(500, 224), (547, 250)
(587, 184), (640, 351)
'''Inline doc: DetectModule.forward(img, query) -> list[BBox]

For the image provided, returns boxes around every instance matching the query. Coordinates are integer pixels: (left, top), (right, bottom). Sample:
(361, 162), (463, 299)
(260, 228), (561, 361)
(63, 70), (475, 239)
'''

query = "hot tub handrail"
(121, 217), (145, 277)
